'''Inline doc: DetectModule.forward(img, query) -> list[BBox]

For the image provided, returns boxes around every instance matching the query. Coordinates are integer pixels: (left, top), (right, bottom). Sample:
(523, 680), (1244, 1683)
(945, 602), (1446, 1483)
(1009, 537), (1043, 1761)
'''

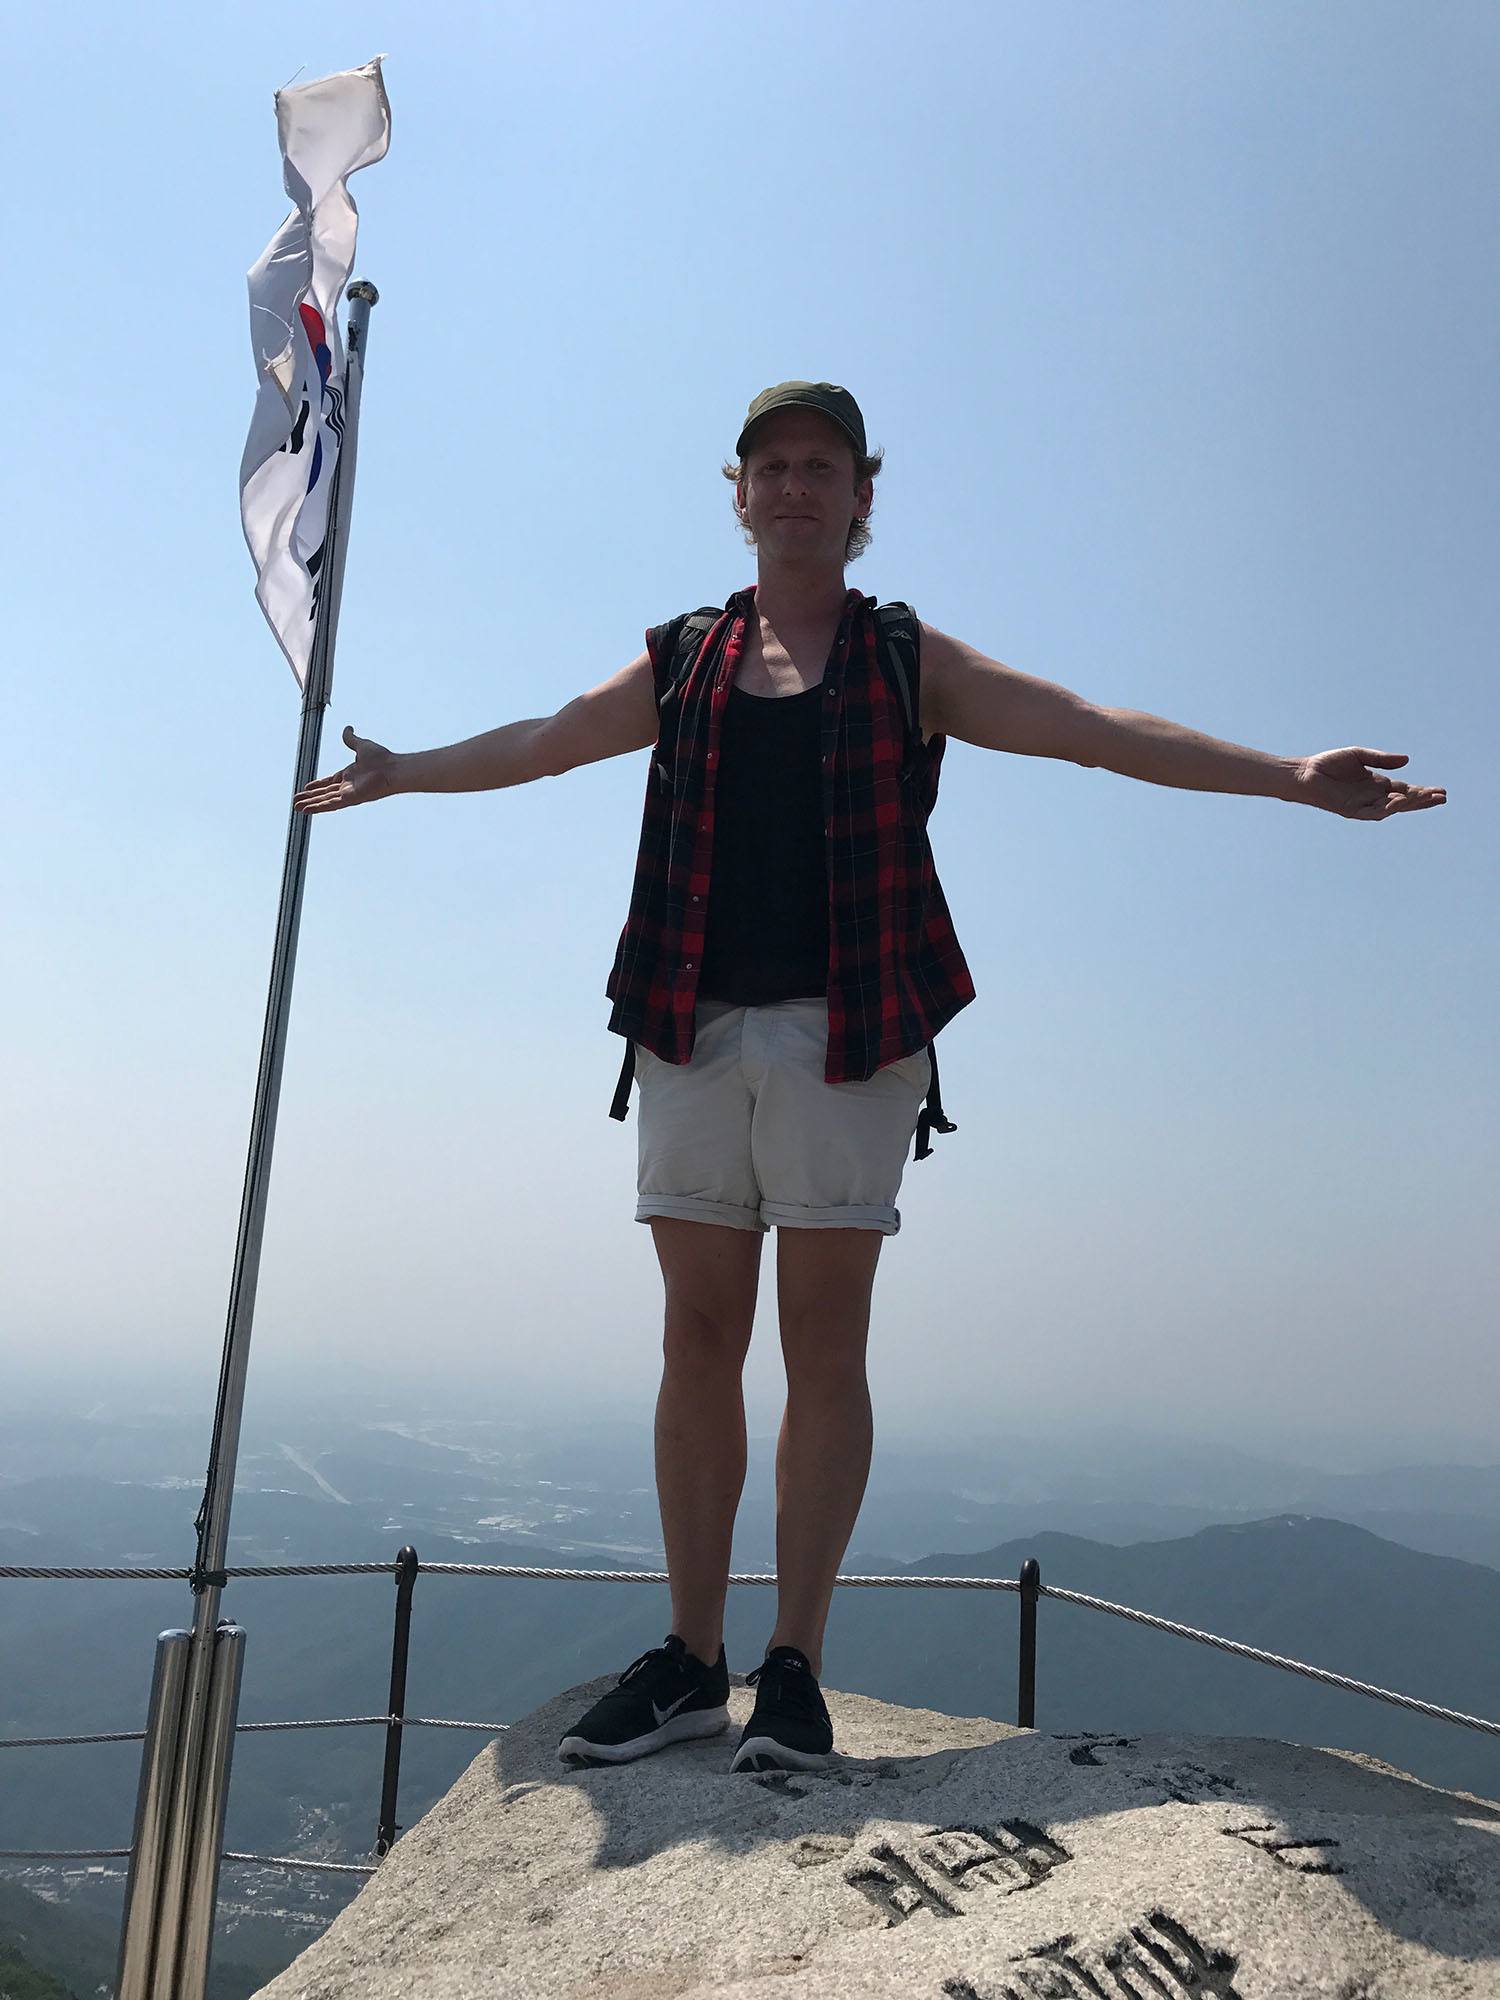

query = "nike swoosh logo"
(653, 1691), (695, 1725)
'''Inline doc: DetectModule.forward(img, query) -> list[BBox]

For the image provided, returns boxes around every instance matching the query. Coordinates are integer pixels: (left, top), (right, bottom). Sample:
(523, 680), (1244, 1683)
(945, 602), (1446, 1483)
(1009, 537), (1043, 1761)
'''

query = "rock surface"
(255, 1675), (1500, 1998)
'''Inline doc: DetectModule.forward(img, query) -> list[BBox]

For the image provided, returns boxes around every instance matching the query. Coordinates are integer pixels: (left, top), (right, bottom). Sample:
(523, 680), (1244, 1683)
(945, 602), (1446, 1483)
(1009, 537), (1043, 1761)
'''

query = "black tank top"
(696, 683), (827, 1004)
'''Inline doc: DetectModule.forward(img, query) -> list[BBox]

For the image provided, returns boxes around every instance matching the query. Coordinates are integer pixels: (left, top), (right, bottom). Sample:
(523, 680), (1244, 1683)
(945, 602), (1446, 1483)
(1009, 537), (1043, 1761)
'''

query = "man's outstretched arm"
(292, 650), (657, 814)
(919, 624), (1446, 821)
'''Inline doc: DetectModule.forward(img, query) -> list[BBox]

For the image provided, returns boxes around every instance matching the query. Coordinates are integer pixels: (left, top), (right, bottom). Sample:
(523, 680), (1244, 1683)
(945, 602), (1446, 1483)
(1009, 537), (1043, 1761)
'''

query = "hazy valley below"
(2, 1394), (1496, 1999)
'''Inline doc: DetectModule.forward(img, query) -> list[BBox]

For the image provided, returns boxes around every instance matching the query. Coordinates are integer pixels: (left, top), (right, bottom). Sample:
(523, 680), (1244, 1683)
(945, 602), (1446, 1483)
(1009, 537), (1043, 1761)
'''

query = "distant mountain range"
(2, 1414), (1497, 1999)
(0, 1876), (120, 1999)
(2, 1490), (1494, 1855)
(835, 1518), (1500, 1799)
(6, 1406), (1499, 1570)
(0, 1874), (280, 2000)
(0, 1892), (75, 1999)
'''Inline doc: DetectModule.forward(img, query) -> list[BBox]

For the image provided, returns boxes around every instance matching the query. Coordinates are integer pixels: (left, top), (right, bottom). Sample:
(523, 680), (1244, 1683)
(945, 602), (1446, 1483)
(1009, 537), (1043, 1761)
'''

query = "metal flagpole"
(115, 279), (380, 2000)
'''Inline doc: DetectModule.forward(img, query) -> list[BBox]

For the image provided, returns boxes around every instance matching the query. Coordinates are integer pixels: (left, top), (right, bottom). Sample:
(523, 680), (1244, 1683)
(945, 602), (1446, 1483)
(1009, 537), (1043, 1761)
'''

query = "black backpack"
(613, 600), (957, 1158)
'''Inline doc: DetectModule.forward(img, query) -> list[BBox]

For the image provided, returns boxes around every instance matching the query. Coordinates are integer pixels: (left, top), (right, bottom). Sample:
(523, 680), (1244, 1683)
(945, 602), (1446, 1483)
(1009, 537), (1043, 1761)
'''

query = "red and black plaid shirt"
(606, 584), (975, 1084)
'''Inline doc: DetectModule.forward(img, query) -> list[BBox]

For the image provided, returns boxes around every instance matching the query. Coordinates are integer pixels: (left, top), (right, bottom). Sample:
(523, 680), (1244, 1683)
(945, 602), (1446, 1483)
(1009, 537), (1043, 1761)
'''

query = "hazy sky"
(4, 3), (1495, 1462)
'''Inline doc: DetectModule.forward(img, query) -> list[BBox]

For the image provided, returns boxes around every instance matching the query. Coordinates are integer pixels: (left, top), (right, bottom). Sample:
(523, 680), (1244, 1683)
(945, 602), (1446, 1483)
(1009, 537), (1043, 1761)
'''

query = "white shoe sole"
(558, 1704), (729, 1765)
(730, 1734), (834, 1774)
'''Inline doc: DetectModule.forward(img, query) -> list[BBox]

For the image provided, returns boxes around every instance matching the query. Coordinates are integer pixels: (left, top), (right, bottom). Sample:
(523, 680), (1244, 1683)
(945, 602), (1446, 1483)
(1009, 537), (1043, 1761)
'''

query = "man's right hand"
(291, 650), (657, 811)
(292, 725), (401, 814)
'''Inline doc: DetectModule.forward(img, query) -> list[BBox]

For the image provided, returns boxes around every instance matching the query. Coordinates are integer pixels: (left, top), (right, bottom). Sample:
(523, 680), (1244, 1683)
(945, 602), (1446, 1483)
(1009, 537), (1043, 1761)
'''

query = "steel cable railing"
(220, 1852), (377, 1877)
(0, 1566), (192, 1582)
(413, 1560), (1020, 1586)
(0, 1560), (1019, 1584)
(1039, 1582), (1500, 1737)
(234, 1716), (389, 1733)
(2, 1545), (1495, 1890)
(403, 1715), (511, 1733)
(0, 1563), (384, 1582)
(1, 1728), (148, 1749)
(217, 1563), (398, 1579)
(0, 1847), (133, 1860)
(0, 1713), (517, 1753)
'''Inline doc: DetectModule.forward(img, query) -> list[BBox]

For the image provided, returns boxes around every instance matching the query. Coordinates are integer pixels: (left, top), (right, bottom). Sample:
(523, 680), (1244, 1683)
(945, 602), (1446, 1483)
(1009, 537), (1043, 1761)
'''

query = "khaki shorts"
(634, 997), (932, 1236)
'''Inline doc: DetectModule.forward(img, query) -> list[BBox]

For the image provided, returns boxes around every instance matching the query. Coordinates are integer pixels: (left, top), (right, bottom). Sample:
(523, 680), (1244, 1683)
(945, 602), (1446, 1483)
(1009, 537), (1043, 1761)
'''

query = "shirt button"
(684, 961), (694, 971)
(691, 895), (701, 903)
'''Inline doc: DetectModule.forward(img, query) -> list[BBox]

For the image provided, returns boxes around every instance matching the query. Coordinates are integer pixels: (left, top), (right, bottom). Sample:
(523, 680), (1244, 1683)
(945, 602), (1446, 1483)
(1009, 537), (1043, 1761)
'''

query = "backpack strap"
(609, 1040), (635, 1122)
(611, 606), (724, 1122)
(873, 600), (921, 742)
(653, 607), (724, 707)
(914, 1038), (958, 1160)
(873, 602), (957, 1163)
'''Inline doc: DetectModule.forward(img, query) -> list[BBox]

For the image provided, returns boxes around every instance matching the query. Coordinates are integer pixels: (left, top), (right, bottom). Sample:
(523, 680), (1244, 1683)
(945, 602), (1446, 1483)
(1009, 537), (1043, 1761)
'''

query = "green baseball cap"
(735, 380), (868, 459)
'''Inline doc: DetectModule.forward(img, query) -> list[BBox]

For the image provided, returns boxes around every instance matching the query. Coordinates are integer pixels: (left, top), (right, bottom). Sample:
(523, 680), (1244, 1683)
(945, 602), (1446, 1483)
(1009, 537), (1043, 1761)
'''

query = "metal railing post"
(1017, 1557), (1040, 1728)
(175, 1622), (247, 2000)
(147, 1597), (219, 1997)
(115, 1629), (192, 2000)
(376, 1547), (420, 1857)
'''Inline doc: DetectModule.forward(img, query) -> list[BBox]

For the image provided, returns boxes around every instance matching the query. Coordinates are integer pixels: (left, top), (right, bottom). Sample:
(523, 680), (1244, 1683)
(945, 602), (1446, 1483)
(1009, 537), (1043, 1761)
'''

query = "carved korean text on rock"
(1224, 1822), (1345, 1875)
(848, 1820), (1071, 1925)
(941, 1908), (1243, 1998)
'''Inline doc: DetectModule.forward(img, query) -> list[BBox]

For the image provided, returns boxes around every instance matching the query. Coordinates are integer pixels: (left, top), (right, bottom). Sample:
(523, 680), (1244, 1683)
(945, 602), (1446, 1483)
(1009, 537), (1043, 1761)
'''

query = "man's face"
(737, 410), (872, 565)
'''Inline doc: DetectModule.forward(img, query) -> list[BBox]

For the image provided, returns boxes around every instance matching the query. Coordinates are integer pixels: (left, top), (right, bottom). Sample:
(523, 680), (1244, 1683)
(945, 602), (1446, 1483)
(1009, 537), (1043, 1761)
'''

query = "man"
(293, 381), (1445, 1776)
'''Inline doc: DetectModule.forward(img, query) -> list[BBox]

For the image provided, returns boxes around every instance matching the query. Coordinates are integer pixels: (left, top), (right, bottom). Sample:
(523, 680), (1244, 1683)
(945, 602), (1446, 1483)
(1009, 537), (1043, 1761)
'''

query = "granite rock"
(255, 1675), (1500, 1998)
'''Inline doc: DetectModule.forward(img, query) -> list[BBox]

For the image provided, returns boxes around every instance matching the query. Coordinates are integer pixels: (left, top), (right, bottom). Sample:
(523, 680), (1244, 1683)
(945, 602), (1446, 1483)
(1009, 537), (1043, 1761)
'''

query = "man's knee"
(661, 1297), (754, 1374)
(778, 1306), (872, 1398)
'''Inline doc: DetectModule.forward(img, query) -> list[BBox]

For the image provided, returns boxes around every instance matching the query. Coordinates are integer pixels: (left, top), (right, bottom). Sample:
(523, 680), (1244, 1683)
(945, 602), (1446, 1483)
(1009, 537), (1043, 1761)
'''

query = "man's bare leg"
(767, 1227), (884, 1675)
(649, 1216), (764, 1666)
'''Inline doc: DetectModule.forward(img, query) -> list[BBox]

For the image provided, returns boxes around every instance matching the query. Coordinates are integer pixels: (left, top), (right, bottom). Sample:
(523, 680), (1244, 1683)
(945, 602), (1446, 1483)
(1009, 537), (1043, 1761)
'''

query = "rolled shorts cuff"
(759, 1200), (901, 1236)
(635, 1195), (768, 1234)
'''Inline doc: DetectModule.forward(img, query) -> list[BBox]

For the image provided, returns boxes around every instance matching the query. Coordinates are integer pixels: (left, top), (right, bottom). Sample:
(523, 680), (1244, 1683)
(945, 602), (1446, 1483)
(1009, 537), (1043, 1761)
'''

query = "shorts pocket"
(887, 1047), (933, 1093)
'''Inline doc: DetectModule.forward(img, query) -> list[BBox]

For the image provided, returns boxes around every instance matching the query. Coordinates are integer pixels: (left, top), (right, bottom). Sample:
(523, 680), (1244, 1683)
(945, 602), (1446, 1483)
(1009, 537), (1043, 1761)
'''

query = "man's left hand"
(1294, 747), (1447, 820)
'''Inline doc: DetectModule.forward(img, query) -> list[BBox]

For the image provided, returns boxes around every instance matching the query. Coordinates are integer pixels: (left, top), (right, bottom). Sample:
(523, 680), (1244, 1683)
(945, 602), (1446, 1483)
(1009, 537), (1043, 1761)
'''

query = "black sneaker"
(729, 1645), (834, 1773)
(558, 1634), (730, 1766)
